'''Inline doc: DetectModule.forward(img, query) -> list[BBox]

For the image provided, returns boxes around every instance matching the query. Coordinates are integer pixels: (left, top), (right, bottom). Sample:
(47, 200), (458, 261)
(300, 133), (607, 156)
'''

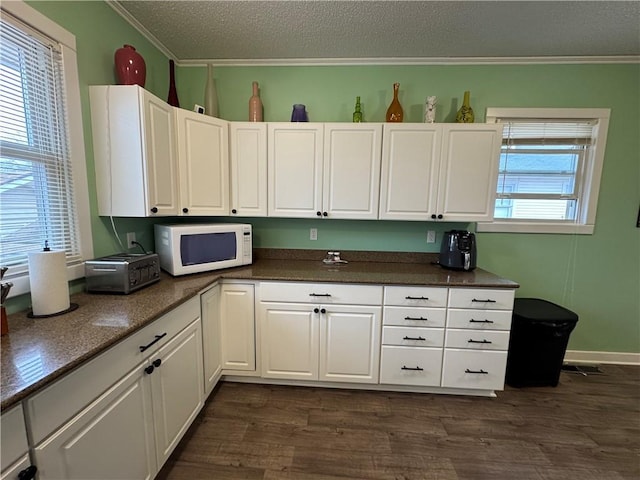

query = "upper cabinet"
(267, 123), (382, 219)
(90, 85), (179, 217)
(90, 85), (230, 217)
(230, 123), (268, 217)
(175, 109), (229, 216)
(380, 123), (503, 222)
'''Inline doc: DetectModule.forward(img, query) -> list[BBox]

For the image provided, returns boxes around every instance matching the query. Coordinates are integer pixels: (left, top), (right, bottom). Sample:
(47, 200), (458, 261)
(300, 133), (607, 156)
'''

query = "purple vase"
(291, 104), (308, 122)
(114, 45), (146, 87)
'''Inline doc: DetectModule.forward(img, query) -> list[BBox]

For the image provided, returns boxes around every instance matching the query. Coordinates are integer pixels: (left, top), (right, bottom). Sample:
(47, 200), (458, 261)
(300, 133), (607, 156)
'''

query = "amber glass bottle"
(385, 83), (403, 122)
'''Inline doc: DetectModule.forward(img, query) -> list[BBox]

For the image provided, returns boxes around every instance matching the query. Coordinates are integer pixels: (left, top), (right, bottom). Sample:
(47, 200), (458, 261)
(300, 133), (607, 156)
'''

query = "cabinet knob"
(232, 209), (237, 214)
(18, 466), (37, 480)
(437, 214), (443, 219)
(430, 214), (436, 219)
(182, 207), (189, 213)
(151, 207), (158, 214)
(316, 211), (322, 217)
(322, 211), (328, 217)
(144, 365), (154, 375)
(153, 358), (162, 367)
(320, 308), (326, 314)
(314, 308), (319, 313)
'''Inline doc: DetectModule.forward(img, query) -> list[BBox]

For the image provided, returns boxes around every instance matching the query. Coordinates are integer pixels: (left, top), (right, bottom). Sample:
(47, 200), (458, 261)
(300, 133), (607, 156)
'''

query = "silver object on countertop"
(322, 251), (348, 265)
(1, 282), (13, 304)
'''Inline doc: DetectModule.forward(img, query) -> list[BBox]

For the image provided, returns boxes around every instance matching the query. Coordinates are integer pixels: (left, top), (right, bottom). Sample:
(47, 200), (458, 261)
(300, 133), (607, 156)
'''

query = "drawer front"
(445, 329), (510, 351)
(383, 306), (446, 327)
(447, 309), (512, 330)
(448, 288), (515, 310)
(382, 326), (444, 347)
(380, 346), (443, 387)
(27, 296), (201, 445)
(259, 281), (382, 305)
(441, 349), (507, 391)
(384, 286), (448, 307)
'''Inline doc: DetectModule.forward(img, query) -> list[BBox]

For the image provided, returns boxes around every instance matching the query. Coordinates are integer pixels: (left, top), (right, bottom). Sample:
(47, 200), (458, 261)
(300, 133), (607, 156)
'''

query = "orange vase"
(385, 83), (403, 122)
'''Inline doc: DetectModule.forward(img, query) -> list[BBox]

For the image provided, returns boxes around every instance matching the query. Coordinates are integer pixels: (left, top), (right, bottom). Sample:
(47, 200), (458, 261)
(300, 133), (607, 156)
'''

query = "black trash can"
(506, 298), (578, 387)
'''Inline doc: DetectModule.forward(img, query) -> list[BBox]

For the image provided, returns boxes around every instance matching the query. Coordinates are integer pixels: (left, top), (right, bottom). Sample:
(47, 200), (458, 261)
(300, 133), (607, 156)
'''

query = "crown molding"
(106, 0), (177, 60)
(177, 55), (640, 67)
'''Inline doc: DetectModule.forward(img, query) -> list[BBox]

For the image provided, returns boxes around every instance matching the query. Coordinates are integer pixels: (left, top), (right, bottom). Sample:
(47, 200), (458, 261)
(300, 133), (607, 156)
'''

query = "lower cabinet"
(1, 405), (34, 480)
(220, 283), (256, 372)
(201, 284), (222, 395)
(27, 298), (204, 480)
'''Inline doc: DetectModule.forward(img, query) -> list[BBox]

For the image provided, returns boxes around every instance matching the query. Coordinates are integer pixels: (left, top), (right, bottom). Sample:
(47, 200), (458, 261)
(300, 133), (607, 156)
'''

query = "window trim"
(479, 107), (610, 234)
(1, 1), (93, 297)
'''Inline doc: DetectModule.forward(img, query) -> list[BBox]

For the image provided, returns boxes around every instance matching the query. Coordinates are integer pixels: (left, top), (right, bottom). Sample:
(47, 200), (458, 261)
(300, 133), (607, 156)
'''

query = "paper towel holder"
(27, 302), (79, 319)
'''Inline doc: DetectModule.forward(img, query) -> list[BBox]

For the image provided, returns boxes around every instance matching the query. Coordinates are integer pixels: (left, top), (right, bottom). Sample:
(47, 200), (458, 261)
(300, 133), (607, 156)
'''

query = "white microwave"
(154, 223), (252, 276)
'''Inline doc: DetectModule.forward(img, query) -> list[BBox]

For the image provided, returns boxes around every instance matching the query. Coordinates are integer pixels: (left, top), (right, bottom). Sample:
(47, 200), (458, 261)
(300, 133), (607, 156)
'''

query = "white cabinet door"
(33, 363), (156, 480)
(268, 123), (324, 218)
(149, 318), (204, 467)
(379, 124), (440, 220)
(230, 122), (268, 216)
(319, 305), (381, 383)
(175, 110), (229, 216)
(437, 124), (503, 222)
(1, 405), (29, 475)
(220, 284), (256, 371)
(323, 124), (382, 219)
(89, 85), (178, 217)
(201, 284), (222, 396)
(260, 303), (319, 380)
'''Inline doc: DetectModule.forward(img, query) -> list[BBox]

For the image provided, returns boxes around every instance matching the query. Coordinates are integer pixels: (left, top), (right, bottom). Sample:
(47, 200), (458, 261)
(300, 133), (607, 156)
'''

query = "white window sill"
(477, 221), (595, 235)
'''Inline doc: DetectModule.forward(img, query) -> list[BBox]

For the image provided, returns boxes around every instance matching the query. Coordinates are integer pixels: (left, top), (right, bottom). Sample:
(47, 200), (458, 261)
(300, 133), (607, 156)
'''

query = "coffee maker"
(439, 230), (477, 271)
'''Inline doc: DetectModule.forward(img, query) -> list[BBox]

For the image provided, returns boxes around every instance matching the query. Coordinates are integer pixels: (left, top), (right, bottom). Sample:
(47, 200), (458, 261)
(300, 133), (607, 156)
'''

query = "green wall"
(17, 2), (640, 356)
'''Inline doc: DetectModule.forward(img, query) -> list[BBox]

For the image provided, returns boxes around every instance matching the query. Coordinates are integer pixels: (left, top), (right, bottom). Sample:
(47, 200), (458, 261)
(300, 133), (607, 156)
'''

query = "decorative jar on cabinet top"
(204, 64), (219, 117)
(455, 91), (475, 123)
(385, 83), (403, 122)
(248, 81), (263, 121)
(291, 104), (308, 122)
(114, 45), (146, 87)
(167, 59), (179, 107)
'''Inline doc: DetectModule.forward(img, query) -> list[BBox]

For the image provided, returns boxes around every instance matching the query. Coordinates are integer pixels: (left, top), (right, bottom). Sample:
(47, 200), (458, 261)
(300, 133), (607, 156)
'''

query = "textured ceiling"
(110, 1), (640, 64)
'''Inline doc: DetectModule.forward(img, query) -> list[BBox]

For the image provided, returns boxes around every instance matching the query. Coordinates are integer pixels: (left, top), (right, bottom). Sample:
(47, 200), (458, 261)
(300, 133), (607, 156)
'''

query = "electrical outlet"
(126, 232), (136, 248)
(427, 230), (436, 243)
(310, 228), (318, 241)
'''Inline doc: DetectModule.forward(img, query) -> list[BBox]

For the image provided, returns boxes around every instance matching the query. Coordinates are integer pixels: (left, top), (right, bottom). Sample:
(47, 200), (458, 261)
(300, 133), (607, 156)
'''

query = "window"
(0, 2), (92, 297)
(479, 108), (610, 234)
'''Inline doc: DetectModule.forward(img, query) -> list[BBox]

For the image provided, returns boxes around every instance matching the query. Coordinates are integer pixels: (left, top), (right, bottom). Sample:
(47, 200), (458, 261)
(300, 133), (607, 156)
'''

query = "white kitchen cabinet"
(27, 297), (204, 479)
(260, 303), (319, 380)
(267, 123), (382, 219)
(268, 123), (324, 218)
(379, 124), (441, 221)
(322, 123), (382, 219)
(220, 283), (256, 372)
(379, 123), (503, 222)
(201, 284), (222, 395)
(89, 85), (179, 217)
(1, 405), (34, 480)
(441, 288), (514, 391)
(230, 122), (268, 216)
(259, 282), (382, 383)
(175, 109), (229, 216)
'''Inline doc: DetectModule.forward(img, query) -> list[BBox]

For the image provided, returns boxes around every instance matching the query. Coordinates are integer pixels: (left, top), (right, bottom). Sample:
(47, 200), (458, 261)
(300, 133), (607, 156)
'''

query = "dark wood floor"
(157, 364), (640, 480)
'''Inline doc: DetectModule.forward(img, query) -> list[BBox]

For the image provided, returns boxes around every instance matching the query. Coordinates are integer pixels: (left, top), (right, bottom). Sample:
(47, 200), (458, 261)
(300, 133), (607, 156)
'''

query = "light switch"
(310, 228), (318, 241)
(427, 230), (436, 243)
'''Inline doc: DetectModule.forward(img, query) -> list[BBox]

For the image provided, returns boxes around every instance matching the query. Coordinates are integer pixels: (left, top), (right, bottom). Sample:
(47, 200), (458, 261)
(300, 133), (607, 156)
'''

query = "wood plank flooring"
(157, 364), (640, 479)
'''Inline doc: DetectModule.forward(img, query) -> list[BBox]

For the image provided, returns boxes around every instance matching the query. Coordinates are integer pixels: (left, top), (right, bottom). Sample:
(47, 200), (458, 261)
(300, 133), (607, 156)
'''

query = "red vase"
(114, 45), (146, 87)
(167, 60), (180, 107)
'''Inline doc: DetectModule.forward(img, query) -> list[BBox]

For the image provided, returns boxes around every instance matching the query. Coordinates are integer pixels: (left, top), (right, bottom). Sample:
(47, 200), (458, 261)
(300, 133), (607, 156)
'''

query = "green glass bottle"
(352, 96), (363, 123)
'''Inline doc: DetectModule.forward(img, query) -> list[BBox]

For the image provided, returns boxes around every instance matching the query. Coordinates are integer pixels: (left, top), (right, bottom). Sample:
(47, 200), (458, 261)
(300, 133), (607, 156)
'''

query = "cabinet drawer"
(448, 288), (515, 310)
(380, 346), (443, 387)
(383, 306), (446, 327)
(26, 296), (200, 445)
(384, 286), (448, 307)
(447, 309), (512, 330)
(1, 405), (28, 472)
(441, 349), (507, 391)
(445, 329), (510, 351)
(259, 282), (382, 305)
(382, 326), (444, 347)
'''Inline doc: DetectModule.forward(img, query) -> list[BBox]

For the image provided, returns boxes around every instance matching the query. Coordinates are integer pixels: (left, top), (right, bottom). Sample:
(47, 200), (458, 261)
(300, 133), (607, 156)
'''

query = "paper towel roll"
(28, 250), (70, 316)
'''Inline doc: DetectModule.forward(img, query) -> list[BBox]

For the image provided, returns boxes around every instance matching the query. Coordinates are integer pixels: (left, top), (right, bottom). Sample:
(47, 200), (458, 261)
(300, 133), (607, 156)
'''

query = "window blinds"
(0, 15), (82, 277)
(498, 119), (597, 145)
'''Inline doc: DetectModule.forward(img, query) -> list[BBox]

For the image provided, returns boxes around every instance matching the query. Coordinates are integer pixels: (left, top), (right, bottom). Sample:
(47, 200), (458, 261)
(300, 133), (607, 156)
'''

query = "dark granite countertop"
(1, 249), (518, 411)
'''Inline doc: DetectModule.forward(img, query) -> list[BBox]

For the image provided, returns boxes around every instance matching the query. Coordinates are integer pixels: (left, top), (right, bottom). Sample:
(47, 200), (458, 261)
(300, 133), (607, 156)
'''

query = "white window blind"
(494, 119), (598, 222)
(0, 14), (82, 277)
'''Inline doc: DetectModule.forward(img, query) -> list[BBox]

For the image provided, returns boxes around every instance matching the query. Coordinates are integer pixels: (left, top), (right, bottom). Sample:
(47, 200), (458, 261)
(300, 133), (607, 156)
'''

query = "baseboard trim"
(564, 350), (640, 366)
